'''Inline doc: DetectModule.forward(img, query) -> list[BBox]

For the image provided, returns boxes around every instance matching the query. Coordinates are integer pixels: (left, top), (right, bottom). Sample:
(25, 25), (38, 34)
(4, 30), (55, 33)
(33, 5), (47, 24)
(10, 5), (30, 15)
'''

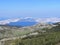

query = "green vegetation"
(5, 32), (60, 45)
(0, 26), (32, 39)
(12, 29), (31, 36)
(0, 23), (60, 45)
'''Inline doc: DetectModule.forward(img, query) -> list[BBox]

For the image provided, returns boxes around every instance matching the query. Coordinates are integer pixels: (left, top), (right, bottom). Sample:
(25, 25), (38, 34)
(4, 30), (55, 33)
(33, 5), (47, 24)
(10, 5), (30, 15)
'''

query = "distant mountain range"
(0, 17), (60, 27)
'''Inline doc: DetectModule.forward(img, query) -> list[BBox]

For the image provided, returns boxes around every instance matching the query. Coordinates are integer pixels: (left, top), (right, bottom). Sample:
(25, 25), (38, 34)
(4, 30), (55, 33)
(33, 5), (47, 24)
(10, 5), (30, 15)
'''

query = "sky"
(0, 0), (60, 19)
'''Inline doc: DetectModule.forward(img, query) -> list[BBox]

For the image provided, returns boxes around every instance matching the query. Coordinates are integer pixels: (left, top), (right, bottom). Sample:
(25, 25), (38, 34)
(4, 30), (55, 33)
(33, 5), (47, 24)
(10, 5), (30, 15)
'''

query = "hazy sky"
(0, 0), (60, 19)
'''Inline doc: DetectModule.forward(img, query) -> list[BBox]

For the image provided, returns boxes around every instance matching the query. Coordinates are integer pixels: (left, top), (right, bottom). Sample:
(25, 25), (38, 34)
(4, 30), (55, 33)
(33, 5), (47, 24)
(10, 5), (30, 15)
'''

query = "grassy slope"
(5, 23), (60, 45)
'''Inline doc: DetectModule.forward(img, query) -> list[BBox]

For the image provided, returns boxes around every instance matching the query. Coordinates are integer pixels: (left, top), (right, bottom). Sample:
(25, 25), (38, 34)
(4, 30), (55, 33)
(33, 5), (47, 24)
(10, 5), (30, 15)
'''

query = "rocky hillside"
(0, 22), (56, 40)
(2, 22), (60, 45)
